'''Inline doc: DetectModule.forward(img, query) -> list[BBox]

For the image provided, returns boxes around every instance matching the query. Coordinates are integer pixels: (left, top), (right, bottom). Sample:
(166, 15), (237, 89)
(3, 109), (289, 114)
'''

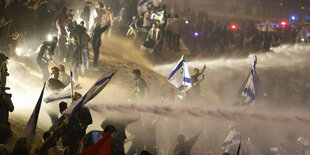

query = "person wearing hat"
(37, 36), (58, 82)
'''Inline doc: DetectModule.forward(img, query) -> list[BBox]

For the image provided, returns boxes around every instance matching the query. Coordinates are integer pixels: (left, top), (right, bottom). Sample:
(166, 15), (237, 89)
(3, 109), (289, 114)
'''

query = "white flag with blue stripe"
(23, 83), (46, 145)
(62, 72), (115, 115)
(242, 55), (257, 105)
(44, 71), (73, 103)
(168, 55), (192, 92)
(137, 0), (159, 15)
(151, 11), (164, 22)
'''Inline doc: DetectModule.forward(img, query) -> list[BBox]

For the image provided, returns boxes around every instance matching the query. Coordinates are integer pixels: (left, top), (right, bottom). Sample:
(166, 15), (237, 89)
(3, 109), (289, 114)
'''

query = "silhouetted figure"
(37, 37), (58, 82)
(91, 24), (108, 68)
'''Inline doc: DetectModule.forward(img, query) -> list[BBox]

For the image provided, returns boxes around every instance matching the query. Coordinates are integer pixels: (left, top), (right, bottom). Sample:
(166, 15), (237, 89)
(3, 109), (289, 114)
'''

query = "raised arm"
(199, 65), (206, 76)
(187, 126), (203, 147)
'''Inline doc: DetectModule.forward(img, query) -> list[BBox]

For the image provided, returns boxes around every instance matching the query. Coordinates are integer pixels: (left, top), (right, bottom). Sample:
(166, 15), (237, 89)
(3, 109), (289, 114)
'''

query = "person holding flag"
(168, 55), (192, 96)
(189, 65), (206, 99)
(36, 72), (116, 154)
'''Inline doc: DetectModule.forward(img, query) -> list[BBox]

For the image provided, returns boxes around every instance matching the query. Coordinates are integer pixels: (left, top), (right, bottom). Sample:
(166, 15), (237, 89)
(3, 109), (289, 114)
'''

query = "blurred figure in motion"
(80, 2), (92, 29)
(0, 53), (9, 87)
(146, 23), (163, 62)
(57, 64), (71, 86)
(0, 86), (13, 137)
(56, 19), (68, 61)
(80, 27), (91, 75)
(101, 116), (139, 155)
(91, 24), (108, 68)
(47, 67), (65, 91)
(93, 2), (105, 26)
(37, 36), (58, 82)
(170, 14), (182, 51)
(131, 69), (148, 101)
(64, 36), (82, 84)
(174, 127), (203, 155)
(143, 8), (152, 30)
(189, 65), (206, 99)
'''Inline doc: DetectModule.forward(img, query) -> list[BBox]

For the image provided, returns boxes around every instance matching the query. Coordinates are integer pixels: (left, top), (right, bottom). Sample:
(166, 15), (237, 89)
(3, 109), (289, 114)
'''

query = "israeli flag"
(168, 55), (192, 92)
(62, 72), (115, 115)
(138, 0), (160, 15)
(242, 55), (257, 105)
(44, 71), (73, 103)
(151, 11), (164, 22)
(138, 0), (150, 15)
(23, 83), (46, 145)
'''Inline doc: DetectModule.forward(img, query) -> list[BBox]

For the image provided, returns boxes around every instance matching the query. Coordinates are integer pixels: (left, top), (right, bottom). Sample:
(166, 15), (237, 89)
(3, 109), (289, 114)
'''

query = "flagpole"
(70, 69), (74, 103)
(182, 55), (186, 99)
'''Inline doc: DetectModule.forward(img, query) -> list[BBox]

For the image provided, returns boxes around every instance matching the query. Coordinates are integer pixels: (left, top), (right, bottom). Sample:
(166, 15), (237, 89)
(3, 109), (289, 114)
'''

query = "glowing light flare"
(185, 20), (189, 24)
(231, 24), (237, 30)
(280, 21), (287, 25)
(15, 47), (22, 56)
(194, 32), (199, 37)
(47, 34), (53, 41)
(291, 16), (296, 21)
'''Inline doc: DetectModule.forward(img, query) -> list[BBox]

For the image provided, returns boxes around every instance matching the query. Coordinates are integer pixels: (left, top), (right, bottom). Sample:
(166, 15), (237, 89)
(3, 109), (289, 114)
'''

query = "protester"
(170, 14), (182, 51)
(189, 65), (206, 98)
(72, 92), (93, 132)
(37, 36), (58, 82)
(0, 53), (9, 87)
(64, 36), (82, 84)
(80, 2), (92, 29)
(59, 101), (89, 155)
(146, 23), (163, 62)
(47, 67), (66, 91)
(102, 4), (113, 27)
(174, 127), (203, 155)
(57, 64), (71, 86)
(93, 2), (105, 25)
(101, 116), (139, 155)
(91, 24), (108, 68)
(80, 30), (91, 75)
(56, 19), (68, 60)
(131, 69), (148, 100)
(0, 86), (14, 131)
(143, 8), (152, 30)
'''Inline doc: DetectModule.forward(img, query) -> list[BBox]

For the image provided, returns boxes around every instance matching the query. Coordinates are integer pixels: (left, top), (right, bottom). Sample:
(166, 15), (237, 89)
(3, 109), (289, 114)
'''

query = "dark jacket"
(0, 92), (14, 126)
(47, 78), (66, 91)
(37, 41), (56, 63)
(65, 43), (82, 66)
(91, 25), (109, 48)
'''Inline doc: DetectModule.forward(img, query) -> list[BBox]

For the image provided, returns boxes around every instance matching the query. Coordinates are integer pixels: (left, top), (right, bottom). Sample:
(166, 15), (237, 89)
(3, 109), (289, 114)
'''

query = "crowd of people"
(1, 0), (310, 155)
